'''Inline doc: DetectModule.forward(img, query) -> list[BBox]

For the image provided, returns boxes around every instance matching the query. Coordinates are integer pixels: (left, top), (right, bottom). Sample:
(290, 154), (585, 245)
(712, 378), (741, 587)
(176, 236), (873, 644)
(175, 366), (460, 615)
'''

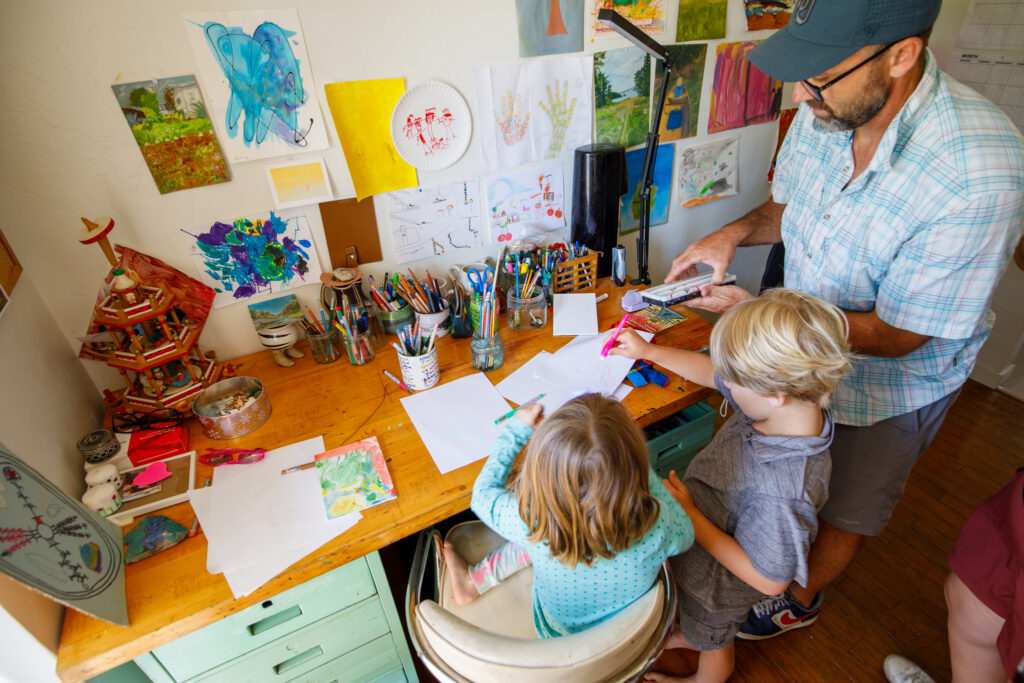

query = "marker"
(281, 461), (317, 475)
(601, 314), (631, 358)
(595, 293), (608, 304)
(494, 393), (545, 425)
(383, 369), (412, 393)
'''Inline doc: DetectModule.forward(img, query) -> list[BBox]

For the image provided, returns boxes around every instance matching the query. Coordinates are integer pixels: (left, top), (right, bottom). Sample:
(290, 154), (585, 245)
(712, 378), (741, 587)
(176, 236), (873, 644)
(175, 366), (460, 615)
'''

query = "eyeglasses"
(801, 42), (896, 102)
(199, 447), (267, 467)
(112, 409), (185, 434)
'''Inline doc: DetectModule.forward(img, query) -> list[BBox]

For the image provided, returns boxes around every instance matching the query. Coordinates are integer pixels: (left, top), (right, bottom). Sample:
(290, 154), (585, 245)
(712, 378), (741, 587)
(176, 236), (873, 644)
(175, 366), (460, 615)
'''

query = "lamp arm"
(632, 60), (673, 286)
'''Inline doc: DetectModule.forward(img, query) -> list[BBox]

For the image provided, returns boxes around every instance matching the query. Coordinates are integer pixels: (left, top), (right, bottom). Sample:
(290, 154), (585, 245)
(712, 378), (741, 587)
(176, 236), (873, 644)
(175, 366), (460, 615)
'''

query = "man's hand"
(516, 402), (544, 428)
(665, 230), (739, 284)
(605, 328), (651, 360)
(685, 284), (754, 314)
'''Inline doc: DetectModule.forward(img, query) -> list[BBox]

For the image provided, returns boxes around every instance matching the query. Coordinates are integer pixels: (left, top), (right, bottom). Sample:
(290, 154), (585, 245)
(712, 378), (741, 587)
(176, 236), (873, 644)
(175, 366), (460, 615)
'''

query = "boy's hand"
(606, 328), (650, 360)
(516, 402), (544, 428)
(663, 471), (695, 511)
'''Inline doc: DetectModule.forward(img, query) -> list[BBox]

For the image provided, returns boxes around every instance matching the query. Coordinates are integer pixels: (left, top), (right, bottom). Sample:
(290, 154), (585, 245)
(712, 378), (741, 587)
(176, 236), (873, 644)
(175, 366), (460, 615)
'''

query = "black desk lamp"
(597, 8), (671, 286)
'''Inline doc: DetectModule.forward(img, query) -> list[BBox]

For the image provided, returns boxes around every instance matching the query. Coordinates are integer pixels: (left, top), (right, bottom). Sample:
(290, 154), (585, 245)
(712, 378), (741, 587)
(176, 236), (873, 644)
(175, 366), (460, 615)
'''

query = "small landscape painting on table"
(247, 294), (304, 330)
(111, 75), (229, 194)
(315, 437), (397, 519)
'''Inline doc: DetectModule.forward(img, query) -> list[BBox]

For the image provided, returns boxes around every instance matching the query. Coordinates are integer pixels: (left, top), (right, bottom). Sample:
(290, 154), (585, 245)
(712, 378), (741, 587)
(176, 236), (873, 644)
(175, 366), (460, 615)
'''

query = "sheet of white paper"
(612, 383), (634, 401)
(400, 373), (512, 474)
(553, 293), (598, 336)
(495, 351), (577, 414)
(531, 332), (654, 397)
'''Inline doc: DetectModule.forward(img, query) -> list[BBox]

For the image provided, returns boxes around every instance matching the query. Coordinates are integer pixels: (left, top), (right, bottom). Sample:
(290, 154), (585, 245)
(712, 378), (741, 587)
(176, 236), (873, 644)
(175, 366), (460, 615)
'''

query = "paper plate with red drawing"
(390, 81), (472, 171)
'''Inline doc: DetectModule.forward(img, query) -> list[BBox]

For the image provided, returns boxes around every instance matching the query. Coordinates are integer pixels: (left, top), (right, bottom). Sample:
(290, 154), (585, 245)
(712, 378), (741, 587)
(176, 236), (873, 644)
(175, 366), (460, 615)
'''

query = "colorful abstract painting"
(475, 56), (593, 170)
(744, 0), (793, 31)
(247, 294), (303, 330)
(620, 143), (674, 234)
(515, 0), (585, 57)
(111, 75), (229, 194)
(676, 0), (727, 41)
(183, 10), (329, 163)
(654, 44), (708, 142)
(265, 158), (333, 210)
(708, 41), (782, 134)
(486, 164), (565, 244)
(387, 179), (482, 264)
(315, 437), (396, 519)
(677, 137), (739, 208)
(767, 108), (798, 181)
(182, 208), (323, 308)
(594, 48), (651, 148)
(591, 0), (666, 35)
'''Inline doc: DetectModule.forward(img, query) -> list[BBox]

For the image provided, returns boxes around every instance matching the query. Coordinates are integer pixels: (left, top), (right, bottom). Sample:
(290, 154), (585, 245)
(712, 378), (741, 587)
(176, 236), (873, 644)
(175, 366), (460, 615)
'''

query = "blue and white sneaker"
(736, 590), (823, 640)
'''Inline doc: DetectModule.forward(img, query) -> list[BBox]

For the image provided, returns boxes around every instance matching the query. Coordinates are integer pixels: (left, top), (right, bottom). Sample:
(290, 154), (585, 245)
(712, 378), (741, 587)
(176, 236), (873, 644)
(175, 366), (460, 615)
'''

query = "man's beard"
(810, 77), (891, 133)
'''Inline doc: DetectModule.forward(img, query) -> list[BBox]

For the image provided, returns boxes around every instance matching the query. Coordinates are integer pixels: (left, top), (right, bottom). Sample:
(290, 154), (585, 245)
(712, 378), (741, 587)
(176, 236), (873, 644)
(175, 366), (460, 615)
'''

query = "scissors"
(465, 266), (495, 294)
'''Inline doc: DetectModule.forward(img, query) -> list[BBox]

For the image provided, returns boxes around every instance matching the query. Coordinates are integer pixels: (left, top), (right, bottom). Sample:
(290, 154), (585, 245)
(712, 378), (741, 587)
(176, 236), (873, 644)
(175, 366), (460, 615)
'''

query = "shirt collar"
(868, 49), (940, 173)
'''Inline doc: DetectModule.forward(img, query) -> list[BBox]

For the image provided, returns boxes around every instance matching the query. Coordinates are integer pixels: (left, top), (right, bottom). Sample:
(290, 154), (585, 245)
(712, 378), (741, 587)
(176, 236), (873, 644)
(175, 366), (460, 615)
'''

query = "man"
(667, 0), (1024, 641)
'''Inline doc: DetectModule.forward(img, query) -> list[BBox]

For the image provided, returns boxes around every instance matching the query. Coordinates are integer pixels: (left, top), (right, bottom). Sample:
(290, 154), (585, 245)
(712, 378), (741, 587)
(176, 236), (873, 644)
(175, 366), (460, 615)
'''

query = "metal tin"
(192, 376), (271, 440)
(612, 245), (627, 286)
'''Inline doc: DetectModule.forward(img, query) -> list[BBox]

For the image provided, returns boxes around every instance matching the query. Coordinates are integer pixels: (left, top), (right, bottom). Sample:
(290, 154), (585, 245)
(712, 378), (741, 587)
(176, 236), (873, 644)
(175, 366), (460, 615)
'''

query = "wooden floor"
(381, 379), (1024, 682)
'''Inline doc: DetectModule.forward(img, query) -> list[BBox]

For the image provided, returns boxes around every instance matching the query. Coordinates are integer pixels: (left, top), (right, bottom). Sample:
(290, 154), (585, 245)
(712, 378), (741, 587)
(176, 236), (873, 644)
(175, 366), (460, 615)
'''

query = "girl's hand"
(516, 402), (544, 428)
(663, 470), (695, 511)
(606, 328), (650, 360)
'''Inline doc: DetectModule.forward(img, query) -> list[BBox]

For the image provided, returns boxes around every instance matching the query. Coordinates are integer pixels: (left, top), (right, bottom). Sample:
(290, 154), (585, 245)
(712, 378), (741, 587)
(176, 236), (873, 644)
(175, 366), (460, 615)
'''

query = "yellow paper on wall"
(324, 79), (417, 201)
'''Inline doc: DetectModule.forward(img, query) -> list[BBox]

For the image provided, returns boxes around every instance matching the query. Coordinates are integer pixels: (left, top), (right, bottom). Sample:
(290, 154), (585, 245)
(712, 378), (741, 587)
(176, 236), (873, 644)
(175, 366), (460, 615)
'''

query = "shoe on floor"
(883, 654), (935, 683)
(736, 590), (823, 640)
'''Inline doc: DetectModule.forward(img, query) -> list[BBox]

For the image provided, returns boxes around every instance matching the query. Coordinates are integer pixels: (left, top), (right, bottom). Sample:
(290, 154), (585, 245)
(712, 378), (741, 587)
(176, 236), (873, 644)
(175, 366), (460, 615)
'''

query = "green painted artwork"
(676, 0), (727, 42)
(315, 437), (397, 519)
(594, 47), (651, 149)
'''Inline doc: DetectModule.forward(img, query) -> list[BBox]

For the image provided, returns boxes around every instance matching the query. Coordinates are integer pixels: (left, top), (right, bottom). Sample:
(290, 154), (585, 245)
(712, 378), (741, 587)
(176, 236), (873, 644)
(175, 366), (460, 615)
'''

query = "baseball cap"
(747, 0), (942, 82)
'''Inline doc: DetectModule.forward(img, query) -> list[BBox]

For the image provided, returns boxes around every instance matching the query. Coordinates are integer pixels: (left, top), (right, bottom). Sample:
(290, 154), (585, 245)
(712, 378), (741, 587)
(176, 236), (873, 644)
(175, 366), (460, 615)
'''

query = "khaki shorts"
(820, 390), (959, 536)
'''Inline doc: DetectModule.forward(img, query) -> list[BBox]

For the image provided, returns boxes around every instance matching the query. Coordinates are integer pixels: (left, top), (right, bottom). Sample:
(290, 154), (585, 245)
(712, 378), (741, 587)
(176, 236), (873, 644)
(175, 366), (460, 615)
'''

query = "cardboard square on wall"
(319, 198), (383, 268)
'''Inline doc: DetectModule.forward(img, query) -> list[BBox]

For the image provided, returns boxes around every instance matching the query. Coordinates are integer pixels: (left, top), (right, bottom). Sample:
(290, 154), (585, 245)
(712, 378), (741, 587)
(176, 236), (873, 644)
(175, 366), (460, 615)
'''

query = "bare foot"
(443, 541), (481, 606)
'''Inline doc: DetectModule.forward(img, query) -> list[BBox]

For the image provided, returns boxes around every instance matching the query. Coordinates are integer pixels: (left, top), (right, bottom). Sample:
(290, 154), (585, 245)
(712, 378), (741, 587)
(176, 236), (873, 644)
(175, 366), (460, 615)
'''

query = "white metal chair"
(406, 521), (677, 683)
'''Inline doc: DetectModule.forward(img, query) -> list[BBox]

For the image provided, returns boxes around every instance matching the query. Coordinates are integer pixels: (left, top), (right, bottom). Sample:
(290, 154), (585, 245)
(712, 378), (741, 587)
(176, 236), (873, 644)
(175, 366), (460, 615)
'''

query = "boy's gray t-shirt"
(672, 374), (832, 648)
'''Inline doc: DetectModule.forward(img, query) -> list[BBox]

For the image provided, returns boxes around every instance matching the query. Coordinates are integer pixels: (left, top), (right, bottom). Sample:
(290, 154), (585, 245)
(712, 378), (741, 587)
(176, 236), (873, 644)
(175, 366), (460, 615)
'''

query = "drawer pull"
(274, 645), (324, 674)
(249, 605), (303, 636)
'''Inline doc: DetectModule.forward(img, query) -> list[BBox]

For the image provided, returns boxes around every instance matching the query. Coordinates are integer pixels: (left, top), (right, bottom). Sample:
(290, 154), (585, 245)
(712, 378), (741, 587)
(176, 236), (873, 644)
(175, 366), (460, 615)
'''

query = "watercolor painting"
(182, 208), (323, 309)
(677, 137), (739, 207)
(183, 10), (329, 163)
(475, 56), (593, 170)
(594, 48), (651, 148)
(314, 437), (396, 519)
(744, 0), (793, 30)
(591, 0), (665, 35)
(247, 294), (304, 330)
(387, 179), (482, 263)
(708, 41), (782, 134)
(111, 75), (229, 194)
(265, 158), (333, 210)
(767, 108), (798, 181)
(620, 143), (675, 234)
(515, 0), (585, 57)
(486, 164), (565, 244)
(654, 44), (708, 142)
(676, 0), (728, 41)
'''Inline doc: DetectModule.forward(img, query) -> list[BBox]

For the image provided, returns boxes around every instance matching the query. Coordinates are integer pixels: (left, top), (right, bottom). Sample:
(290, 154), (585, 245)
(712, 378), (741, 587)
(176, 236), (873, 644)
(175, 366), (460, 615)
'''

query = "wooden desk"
(57, 278), (712, 682)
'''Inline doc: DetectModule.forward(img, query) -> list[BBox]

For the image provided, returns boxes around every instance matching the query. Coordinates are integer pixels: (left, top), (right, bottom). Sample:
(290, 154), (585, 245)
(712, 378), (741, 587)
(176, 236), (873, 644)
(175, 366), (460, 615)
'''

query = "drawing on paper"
(402, 106), (456, 156)
(486, 165), (565, 244)
(182, 208), (323, 308)
(183, 10), (329, 162)
(709, 41), (782, 134)
(315, 437), (397, 519)
(515, 0), (585, 58)
(744, 0), (793, 30)
(540, 80), (578, 158)
(387, 179), (482, 264)
(595, 48), (651, 148)
(654, 44), (707, 142)
(496, 93), (531, 146)
(111, 75), (229, 194)
(592, 0), (665, 35)
(676, 0), (728, 41)
(621, 143), (675, 234)
(677, 137), (739, 208)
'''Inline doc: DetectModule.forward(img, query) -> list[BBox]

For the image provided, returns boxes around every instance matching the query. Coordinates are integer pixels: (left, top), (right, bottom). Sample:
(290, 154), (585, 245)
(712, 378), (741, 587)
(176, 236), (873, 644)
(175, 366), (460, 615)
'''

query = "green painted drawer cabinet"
(103, 552), (417, 683)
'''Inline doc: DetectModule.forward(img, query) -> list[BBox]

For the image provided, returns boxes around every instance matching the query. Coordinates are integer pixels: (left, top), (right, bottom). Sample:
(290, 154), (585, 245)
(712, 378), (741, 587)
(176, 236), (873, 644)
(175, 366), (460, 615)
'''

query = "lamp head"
(597, 8), (669, 61)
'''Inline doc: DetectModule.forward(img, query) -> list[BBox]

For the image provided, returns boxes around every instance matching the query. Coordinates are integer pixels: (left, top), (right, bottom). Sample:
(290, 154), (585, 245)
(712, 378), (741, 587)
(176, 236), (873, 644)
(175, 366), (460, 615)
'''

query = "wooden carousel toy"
(77, 216), (221, 415)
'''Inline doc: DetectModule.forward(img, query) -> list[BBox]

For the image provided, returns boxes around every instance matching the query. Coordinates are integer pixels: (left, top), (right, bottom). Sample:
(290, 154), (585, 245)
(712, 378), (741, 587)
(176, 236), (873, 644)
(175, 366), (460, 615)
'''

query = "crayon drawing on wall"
(655, 44), (708, 141)
(387, 179), (483, 264)
(708, 41), (782, 134)
(676, 0), (727, 41)
(744, 0), (793, 31)
(265, 158), (333, 210)
(111, 75), (229, 194)
(182, 208), (323, 308)
(486, 164), (565, 244)
(620, 143), (675, 234)
(515, 0), (585, 57)
(677, 137), (739, 207)
(183, 9), (329, 163)
(594, 48), (651, 148)
(591, 0), (666, 35)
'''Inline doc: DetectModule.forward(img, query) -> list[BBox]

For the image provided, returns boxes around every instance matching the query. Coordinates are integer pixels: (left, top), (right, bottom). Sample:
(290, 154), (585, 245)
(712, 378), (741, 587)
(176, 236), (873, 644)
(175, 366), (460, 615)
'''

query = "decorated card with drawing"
(485, 164), (565, 244)
(314, 437), (396, 519)
(386, 179), (482, 264)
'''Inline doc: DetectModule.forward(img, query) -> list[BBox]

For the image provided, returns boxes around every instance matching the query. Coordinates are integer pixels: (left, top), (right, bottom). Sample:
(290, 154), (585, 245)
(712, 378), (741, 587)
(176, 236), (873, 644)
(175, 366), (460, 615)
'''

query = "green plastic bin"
(645, 400), (716, 479)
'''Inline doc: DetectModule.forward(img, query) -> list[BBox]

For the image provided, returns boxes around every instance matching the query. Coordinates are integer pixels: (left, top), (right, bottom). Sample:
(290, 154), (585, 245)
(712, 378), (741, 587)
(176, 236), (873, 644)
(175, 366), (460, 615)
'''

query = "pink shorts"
(948, 470), (1024, 679)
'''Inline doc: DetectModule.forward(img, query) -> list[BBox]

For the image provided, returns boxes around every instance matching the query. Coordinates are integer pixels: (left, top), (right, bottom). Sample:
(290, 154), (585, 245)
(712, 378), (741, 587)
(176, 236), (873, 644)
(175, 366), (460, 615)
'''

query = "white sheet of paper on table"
(400, 372), (513, 474)
(553, 293), (599, 336)
(533, 332), (654, 397)
(495, 351), (577, 414)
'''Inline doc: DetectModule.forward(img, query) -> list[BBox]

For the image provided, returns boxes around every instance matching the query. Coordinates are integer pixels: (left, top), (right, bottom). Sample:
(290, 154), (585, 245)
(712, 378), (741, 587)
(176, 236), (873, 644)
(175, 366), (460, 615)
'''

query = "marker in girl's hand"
(600, 314), (631, 358)
(494, 393), (545, 425)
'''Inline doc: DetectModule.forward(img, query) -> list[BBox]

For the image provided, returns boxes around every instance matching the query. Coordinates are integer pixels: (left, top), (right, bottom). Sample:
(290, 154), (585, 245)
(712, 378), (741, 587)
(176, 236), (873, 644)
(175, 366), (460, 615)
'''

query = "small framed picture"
(265, 157), (334, 210)
(108, 451), (196, 525)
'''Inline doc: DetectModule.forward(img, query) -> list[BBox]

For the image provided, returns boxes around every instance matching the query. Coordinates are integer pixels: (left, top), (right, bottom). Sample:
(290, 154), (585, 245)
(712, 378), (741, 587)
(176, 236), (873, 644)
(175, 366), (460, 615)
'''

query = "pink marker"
(601, 314), (631, 358)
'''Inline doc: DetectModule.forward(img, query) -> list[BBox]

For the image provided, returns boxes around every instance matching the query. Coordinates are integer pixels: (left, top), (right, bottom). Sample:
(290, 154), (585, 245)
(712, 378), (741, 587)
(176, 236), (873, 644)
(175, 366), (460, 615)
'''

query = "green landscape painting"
(676, 0), (727, 41)
(594, 47), (652, 149)
(247, 294), (303, 330)
(111, 75), (229, 194)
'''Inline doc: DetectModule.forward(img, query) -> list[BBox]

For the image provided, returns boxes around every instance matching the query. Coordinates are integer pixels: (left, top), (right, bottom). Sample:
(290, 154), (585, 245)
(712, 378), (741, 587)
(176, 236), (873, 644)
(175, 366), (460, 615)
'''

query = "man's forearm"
(731, 198), (785, 247)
